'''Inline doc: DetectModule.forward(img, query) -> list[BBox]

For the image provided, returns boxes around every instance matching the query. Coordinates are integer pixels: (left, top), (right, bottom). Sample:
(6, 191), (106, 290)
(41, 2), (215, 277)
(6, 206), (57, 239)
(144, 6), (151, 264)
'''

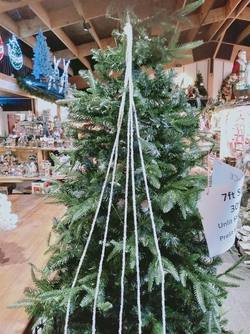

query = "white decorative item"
(64, 18), (166, 334)
(48, 56), (61, 90)
(198, 160), (244, 257)
(236, 50), (247, 90)
(246, 62), (250, 88)
(0, 193), (18, 231)
(7, 35), (23, 70)
(59, 59), (70, 94)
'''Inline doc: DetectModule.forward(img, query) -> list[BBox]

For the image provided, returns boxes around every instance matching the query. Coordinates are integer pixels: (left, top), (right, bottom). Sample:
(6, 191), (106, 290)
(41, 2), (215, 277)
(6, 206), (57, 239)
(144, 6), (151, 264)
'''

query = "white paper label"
(198, 161), (244, 257)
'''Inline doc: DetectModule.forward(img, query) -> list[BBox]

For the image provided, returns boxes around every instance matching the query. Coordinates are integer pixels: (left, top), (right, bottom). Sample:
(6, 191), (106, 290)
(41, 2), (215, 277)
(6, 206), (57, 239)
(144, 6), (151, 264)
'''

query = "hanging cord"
(126, 21), (143, 334)
(133, 101), (167, 334)
(118, 97), (131, 333)
(64, 45), (130, 334)
(91, 19), (136, 334)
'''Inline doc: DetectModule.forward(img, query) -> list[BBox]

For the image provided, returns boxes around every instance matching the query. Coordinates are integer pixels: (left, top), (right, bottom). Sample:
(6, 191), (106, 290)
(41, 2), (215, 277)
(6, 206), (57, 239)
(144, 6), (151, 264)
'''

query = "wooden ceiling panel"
(43, 30), (67, 52)
(212, 0), (227, 9)
(224, 19), (249, 43)
(0, 0), (249, 73)
(62, 23), (94, 45)
(7, 5), (36, 20)
(42, 0), (71, 11)
(91, 17), (119, 39)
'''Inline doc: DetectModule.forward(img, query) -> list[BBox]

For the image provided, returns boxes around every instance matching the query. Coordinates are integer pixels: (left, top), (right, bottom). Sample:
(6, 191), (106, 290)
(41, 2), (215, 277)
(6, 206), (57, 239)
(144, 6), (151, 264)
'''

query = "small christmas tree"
(194, 71), (208, 97)
(32, 31), (53, 80)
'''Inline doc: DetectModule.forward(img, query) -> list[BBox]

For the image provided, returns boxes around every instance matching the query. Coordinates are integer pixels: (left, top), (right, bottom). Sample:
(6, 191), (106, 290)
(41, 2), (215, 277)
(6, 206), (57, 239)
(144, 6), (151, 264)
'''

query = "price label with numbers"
(198, 161), (244, 257)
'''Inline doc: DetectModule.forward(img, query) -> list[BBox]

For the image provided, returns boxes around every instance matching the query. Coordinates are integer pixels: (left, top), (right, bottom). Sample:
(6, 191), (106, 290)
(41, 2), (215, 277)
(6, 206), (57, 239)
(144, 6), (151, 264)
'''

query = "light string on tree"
(64, 17), (167, 334)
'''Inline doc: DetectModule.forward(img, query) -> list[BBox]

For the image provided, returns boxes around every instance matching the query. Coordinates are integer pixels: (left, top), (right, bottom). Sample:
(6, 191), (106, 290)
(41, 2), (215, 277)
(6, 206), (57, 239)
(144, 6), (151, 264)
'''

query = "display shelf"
(0, 175), (66, 183)
(0, 146), (70, 152)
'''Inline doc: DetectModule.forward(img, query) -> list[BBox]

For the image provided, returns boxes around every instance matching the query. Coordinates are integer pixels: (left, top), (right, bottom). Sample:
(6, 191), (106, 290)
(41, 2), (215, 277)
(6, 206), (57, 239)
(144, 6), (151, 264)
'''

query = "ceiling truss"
(0, 0), (249, 75)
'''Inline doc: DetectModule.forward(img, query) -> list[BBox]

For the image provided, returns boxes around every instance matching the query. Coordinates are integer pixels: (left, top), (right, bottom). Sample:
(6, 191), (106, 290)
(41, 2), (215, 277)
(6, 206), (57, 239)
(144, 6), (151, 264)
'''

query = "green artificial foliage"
(17, 7), (241, 334)
(16, 76), (58, 103)
(194, 72), (208, 97)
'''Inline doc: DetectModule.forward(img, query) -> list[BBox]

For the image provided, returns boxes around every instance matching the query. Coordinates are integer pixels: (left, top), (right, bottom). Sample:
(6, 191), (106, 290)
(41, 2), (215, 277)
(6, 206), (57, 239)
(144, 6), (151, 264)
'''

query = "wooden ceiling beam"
(185, 0), (216, 42)
(76, 0), (110, 20)
(153, 6), (229, 35)
(236, 25), (250, 43)
(206, 0), (243, 41)
(238, 6), (250, 20)
(19, 5), (82, 38)
(54, 37), (116, 60)
(0, 0), (41, 14)
(0, 12), (35, 49)
(212, 0), (250, 41)
(71, 0), (103, 49)
(0, 13), (20, 36)
(29, 2), (91, 69)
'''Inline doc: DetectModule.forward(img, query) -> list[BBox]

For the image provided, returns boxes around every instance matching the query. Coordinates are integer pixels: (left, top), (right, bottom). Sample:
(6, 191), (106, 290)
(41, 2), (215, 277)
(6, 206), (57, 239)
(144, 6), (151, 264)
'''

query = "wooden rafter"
(18, 5), (82, 38)
(0, 12), (36, 49)
(0, 0), (40, 14)
(54, 37), (116, 60)
(185, 0), (216, 43)
(238, 6), (250, 20)
(71, 0), (103, 49)
(212, 0), (250, 41)
(206, 0), (244, 41)
(29, 2), (91, 69)
(236, 25), (250, 43)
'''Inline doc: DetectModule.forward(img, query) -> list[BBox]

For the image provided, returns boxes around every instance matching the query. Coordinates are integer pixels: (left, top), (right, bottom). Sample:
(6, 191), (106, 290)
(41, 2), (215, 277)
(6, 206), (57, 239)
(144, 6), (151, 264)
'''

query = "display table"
(0, 195), (65, 334)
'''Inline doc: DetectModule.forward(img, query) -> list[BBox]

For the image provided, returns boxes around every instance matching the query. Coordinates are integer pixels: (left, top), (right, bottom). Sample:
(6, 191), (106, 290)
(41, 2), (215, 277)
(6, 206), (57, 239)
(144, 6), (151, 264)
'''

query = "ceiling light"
(83, 21), (91, 32)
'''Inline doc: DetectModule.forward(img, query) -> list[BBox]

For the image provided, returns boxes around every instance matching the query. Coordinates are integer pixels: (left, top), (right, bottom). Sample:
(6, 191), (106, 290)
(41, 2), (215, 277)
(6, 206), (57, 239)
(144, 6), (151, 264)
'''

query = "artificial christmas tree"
(33, 31), (53, 80)
(20, 10), (239, 334)
(194, 71), (208, 97)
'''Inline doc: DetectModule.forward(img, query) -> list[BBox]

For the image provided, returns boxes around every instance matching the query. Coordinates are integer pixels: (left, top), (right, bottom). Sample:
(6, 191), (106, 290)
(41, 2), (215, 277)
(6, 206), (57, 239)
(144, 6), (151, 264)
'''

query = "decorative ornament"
(32, 30), (52, 79)
(59, 59), (70, 94)
(0, 34), (4, 61)
(48, 56), (61, 90)
(7, 35), (23, 70)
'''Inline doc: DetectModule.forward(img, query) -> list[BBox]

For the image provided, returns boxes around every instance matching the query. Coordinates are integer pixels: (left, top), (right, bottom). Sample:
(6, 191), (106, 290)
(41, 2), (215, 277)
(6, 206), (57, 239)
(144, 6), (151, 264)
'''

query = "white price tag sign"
(198, 161), (244, 257)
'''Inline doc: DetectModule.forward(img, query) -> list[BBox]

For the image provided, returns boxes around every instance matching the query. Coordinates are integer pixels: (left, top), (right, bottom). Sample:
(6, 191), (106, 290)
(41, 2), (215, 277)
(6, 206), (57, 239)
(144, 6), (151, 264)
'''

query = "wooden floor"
(0, 195), (65, 334)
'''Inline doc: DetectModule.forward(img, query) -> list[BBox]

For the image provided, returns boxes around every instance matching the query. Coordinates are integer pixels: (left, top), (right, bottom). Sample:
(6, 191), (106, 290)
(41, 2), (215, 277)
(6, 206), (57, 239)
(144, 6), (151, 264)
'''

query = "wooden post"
(207, 58), (214, 98)
(56, 104), (61, 120)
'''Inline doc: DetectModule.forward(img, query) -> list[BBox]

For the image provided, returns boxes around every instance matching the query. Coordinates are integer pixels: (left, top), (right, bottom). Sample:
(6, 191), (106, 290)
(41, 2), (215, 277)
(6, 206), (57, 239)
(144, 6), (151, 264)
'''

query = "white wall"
(173, 59), (209, 89)
(37, 98), (57, 118)
(174, 59), (234, 98)
(37, 98), (69, 121)
(212, 59), (233, 98)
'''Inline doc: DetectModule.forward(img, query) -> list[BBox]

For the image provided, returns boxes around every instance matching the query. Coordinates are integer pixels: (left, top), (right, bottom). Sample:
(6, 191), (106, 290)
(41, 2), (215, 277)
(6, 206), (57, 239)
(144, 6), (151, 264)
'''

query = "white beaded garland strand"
(64, 55), (130, 334)
(64, 18), (167, 334)
(133, 101), (167, 334)
(118, 102), (131, 334)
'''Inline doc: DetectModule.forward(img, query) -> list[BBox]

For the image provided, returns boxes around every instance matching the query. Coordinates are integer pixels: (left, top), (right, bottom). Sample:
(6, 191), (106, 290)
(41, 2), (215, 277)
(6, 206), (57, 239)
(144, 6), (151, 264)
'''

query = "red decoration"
(0, 34), (4, 61)
(232, 59), (240, 75)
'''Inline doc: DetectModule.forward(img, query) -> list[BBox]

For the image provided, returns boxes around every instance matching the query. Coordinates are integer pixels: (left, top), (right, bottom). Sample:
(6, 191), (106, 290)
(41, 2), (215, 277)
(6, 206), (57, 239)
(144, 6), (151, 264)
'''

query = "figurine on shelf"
(232, 50), (247, 76)
(233, 50), (248, 90)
